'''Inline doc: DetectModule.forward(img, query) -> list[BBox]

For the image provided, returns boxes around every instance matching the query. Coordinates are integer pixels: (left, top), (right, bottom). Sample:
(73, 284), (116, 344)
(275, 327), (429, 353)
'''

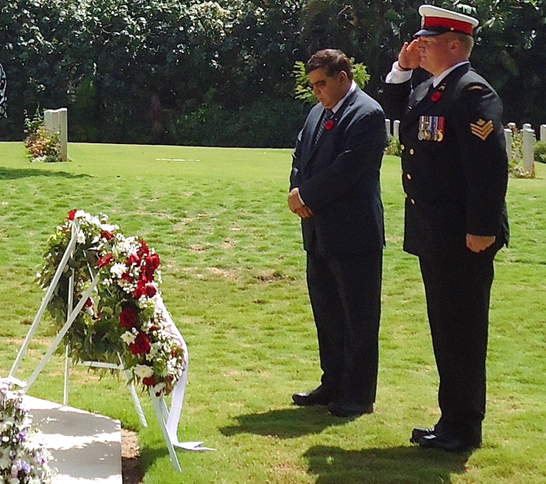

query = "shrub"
(385, 136), (402, 157)
(534, 140), (546, 164)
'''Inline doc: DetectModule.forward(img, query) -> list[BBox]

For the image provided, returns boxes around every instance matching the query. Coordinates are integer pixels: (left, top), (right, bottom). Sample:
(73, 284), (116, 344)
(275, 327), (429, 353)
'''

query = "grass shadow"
(304, 444), (473, 484)
(220, 406), (351, 439)
(0, 167), (91, 179)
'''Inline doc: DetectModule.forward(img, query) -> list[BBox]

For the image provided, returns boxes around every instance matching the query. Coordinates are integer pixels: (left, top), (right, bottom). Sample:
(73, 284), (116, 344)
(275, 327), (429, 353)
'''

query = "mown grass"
(1, 142), (545, 483)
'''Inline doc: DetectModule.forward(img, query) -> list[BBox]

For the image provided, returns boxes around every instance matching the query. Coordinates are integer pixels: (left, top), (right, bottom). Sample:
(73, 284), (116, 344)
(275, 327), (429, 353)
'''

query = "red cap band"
(424, 16), (474, 35)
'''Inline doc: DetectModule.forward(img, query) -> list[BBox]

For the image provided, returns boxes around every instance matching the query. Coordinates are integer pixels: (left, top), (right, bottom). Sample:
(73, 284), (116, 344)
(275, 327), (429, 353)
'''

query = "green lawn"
(1, 142), (545, 483)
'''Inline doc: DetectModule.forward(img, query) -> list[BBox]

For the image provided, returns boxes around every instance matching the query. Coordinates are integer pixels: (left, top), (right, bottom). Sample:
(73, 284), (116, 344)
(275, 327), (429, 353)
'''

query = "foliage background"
(0, 0), (545, 146)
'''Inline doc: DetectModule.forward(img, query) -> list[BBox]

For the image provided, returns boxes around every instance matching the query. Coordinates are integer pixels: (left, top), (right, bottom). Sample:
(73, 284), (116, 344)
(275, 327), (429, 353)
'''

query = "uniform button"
(406, 173), (412, 180)
(410, 198), (416, 205)
(400, 144), (405, 151)
(404, 193), (408, 199)
(409, 148), (415, 155)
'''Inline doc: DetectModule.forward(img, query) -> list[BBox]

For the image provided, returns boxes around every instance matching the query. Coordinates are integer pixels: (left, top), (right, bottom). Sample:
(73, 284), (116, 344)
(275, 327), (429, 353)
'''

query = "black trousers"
(419, 254), (494, 440)
(306, 249), (382, 405)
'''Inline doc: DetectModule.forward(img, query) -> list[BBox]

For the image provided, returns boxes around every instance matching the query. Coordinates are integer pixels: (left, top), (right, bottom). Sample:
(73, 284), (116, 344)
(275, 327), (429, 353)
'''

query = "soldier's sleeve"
(454, 82), (508, 236)
(380, 79), (411, 123)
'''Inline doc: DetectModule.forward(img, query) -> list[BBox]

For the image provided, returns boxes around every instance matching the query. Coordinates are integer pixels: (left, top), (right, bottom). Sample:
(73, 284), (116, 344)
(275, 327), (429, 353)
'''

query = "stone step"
(24, 396), (122, 483)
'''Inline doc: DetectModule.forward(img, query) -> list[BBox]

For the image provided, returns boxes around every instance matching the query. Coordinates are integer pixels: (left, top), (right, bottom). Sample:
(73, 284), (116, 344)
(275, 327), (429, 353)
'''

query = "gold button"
(401, 144), (405, 151)
(411, 198), (416, 205)
(404, 193), (408, 199)
(409, 148), (415, 155)
(407, 173), (412, 180)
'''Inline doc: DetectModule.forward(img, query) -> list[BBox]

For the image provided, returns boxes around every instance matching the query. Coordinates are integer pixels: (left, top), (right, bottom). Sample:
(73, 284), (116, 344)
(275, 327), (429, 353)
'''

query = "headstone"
(385, 119), (391, 137)
(540, 124), (546, 142)
(393, 120), (400, 140)
(523, 128), (535, 173)
(44, 108), (68, 161)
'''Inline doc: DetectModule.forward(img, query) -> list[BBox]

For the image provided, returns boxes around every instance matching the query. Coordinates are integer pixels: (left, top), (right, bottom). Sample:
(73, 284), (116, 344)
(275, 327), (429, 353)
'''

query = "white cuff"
(385, 61), (413, 84)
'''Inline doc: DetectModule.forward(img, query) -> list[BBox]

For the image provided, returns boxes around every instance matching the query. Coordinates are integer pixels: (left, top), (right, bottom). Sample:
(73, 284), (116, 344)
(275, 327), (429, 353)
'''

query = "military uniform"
(383, 62), (509, 444)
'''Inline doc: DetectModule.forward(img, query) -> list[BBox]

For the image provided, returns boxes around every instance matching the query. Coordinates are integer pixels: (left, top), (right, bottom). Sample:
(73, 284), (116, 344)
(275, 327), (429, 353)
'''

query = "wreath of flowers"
(38, 210), (186, 397)
(0, 379), (54, 483)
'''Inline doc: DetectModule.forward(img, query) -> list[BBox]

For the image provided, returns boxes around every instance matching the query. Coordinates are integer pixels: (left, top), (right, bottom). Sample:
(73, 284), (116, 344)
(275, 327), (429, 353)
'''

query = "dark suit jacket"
(290, 86), (386, 258)
(382, 64), (509, 258)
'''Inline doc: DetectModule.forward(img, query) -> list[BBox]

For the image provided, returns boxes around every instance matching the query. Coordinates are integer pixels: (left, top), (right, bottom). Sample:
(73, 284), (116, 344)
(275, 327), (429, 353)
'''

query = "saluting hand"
(398, 40), (421, 71)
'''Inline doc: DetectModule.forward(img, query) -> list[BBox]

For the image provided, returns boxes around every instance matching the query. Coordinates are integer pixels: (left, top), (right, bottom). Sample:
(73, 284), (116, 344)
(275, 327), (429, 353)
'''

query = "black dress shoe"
(410, 427), (434, 444)
(292, 387), (334, 406)
(327, 401), (374, 418)
(418, 433), (481, 453)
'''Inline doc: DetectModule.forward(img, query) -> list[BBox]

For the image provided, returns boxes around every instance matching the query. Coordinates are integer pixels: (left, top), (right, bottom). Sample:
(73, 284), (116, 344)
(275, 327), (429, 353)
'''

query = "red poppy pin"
(325, 119), (335, 131)
(431, 91), (442, 103)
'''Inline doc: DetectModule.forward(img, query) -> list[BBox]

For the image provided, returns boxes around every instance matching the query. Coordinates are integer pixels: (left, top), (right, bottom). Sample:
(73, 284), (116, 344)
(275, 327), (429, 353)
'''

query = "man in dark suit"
(382, 5), (509, 451)
(289, 49), (386, 418)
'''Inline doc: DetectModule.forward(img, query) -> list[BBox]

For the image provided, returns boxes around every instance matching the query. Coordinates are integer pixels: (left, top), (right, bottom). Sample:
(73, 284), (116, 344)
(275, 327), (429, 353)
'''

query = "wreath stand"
(8, 220), (212, 473)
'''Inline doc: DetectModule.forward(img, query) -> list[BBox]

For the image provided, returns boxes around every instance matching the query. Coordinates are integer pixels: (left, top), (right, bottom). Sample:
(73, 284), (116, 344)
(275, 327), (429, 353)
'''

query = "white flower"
(101, 223), (118, 232)
(120, 332), (136, 345)
(110, 263), (127, 279)
(77, 230), (86, 244)
(133, 365), (154, 379)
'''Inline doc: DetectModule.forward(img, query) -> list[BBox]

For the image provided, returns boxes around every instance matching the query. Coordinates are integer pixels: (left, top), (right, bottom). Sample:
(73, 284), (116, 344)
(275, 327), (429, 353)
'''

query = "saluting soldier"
(382, 5), (509, 452)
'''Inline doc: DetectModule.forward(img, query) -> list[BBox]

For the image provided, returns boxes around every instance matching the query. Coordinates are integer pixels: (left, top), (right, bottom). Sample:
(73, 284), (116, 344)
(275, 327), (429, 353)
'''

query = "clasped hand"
(288, 188), (313, 219)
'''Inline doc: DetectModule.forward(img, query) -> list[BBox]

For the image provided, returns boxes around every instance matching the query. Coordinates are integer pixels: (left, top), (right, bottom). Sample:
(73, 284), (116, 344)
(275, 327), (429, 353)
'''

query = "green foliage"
(171, 96), (307, 147)
(384, 135), (402, 156)
(534, 140), (546, 163)
(24, 110), (62, 163)
(1, 0), (546, 145)
(293, 58), (370, 105)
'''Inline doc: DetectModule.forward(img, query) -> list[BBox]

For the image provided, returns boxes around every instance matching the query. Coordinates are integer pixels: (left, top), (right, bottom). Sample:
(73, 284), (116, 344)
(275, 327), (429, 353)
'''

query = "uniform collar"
(432, 61), (470, 87)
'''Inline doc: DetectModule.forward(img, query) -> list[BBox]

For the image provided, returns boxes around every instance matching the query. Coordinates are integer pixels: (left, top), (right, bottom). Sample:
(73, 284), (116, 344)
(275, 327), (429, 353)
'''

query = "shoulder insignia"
(469, 85), (483, 91)
(470, 119), (494, 141)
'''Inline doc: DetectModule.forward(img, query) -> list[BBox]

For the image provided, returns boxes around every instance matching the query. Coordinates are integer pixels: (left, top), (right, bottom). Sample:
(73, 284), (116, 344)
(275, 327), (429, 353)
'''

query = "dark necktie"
(314, 109), (333, 146)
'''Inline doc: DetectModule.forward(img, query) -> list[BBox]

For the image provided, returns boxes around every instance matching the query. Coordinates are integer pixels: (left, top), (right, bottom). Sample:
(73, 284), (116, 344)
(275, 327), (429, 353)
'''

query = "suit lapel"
(306, 88), (360, 161)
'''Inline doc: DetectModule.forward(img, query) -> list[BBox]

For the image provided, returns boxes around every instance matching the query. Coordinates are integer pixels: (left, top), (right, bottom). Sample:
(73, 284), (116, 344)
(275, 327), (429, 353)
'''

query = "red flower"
(145, 284), (157, 298)
(130, 332), (151, 355)
(431, 91), (442, 103)
(141, 254), (160, 282)
(126, 254), (140, 265)
(96, 253), (114, 268)
(143, 376), (156, 386)
(101, 230), (114, 241)
(68, 209), (77, 221)
(133, 280), (146, 299)
(85, 298), (93, 308)
(138, 240), (150, 257)
(133, 281), (156, 299)
(324, 119), (335, 131)
(145, 254), (160, 271)
(121, 272), (133, 283)
(119, 306), (137, 329)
